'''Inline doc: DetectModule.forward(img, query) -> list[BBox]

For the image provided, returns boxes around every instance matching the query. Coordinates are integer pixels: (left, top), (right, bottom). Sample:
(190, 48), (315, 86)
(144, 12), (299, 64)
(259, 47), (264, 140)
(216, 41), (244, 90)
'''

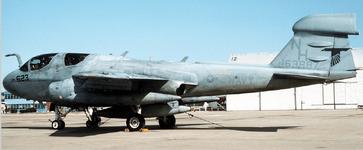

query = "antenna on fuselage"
(180, 56), (189, 63)
(5, 53), (23, 68)
(121, 51), (129, 57)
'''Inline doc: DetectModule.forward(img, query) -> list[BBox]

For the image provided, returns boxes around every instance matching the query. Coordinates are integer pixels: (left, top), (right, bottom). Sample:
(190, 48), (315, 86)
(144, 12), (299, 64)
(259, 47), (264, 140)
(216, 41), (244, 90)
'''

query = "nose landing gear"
(50, 105), (74, 130)
(51, 120), (65, 129)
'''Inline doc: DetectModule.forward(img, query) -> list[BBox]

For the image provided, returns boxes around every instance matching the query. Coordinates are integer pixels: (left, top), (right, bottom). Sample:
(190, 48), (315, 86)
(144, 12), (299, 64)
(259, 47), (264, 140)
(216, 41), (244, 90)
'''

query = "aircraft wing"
(72, 71), (167, 90)
(72, 71), (198, 94)
(73, 71), (168, 81)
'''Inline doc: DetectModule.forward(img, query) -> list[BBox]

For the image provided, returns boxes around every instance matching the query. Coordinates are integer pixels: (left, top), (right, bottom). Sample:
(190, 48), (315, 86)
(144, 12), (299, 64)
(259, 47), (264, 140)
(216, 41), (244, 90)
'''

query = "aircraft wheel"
(92, 115), (101, 123)
(51, 120), (64, 130)
(86, 120), (93, 128)
(158, 115), (176, 129)
(59, 120), (65, 129)
(86, 120), (99, 128)
(92, 121), (99, 128)
(126, 113), (145, 131)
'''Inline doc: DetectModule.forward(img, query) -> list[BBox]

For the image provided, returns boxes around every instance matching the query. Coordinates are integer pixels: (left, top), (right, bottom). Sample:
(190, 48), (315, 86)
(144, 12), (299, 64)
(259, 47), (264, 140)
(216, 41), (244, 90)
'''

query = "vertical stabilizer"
(270, 13), (359, 80)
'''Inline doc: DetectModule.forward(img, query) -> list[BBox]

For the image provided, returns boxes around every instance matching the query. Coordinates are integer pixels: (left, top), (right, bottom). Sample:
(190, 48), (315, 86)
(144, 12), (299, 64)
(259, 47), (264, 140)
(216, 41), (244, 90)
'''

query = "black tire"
(92, 115), (101, 123)
(158, 115), (176, 129)
(126, 113), (145, 131)
(86, 120), (93, 128)
(59, 120), (65, 129)
(92, 121), (99, 128)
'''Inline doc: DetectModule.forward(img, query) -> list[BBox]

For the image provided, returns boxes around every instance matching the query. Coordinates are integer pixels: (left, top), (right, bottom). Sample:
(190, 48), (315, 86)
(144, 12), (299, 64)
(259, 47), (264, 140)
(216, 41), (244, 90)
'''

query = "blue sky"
(2, 0), (363, 91)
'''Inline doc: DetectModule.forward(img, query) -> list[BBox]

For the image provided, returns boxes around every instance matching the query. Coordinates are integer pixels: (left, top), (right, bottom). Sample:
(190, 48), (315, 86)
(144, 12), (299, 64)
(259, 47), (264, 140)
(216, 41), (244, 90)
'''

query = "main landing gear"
(125, 114), (176, 131)
(158, 115), (176, 129)
(84, 107), (101, 128)
(49, 105), (177, 131)
(126, 113), (145, 131)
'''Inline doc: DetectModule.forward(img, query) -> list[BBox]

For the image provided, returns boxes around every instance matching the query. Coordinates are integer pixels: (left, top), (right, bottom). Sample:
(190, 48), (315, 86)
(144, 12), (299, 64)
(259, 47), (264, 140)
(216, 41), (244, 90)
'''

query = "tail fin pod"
(270, 13), (359, 80)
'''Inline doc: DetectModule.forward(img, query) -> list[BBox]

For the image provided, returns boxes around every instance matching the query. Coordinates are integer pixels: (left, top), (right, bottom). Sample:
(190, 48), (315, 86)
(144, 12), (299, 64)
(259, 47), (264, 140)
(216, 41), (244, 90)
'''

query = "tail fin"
(270, 13), (359, 80)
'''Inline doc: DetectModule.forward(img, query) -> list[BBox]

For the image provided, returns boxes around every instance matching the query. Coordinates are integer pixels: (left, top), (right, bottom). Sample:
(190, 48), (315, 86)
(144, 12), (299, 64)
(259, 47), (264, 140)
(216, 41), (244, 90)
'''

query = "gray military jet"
(3, 13), (359, 131)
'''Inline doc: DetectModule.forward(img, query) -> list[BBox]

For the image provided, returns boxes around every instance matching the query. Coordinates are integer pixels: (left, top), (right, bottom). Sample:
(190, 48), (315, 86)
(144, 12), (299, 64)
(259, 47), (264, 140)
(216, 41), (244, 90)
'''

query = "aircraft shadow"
(2, 124), (301, 137)
(157, 124), (300, 132)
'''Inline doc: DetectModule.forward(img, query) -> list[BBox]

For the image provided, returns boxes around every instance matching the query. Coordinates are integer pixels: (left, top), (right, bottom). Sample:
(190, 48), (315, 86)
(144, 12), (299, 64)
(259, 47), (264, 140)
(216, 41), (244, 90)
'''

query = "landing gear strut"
(50, 105), (74, 130)
(158, 115), (176, 129)
(84, 107), (101, 128)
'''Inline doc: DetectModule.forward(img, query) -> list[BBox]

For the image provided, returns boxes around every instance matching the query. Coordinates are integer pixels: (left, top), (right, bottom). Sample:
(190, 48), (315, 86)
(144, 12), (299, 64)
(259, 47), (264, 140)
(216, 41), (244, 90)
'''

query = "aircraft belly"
(265, 77), (325, 91)
(48, 78), (181, 106)
(50, 92), (180, 106)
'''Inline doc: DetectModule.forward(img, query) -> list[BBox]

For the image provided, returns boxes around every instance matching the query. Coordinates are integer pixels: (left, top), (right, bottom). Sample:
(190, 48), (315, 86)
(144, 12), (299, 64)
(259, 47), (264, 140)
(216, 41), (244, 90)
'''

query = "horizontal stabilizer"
(270, 13), (358, 81)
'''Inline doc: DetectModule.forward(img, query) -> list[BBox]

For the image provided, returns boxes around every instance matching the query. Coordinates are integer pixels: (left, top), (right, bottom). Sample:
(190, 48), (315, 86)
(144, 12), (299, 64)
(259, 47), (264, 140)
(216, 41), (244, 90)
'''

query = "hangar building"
(1, 91), (47, 113)
(226, 48), (363, 110)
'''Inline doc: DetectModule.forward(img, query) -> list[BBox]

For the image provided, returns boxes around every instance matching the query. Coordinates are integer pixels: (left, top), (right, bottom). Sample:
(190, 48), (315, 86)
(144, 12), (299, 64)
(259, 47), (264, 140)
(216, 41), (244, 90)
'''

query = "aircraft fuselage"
(4, 53), (324, 106)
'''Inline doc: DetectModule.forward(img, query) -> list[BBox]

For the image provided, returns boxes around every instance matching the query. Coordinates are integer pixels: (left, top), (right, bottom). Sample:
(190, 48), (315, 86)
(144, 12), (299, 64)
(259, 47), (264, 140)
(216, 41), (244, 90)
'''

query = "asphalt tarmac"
(2, 109), (363, 149)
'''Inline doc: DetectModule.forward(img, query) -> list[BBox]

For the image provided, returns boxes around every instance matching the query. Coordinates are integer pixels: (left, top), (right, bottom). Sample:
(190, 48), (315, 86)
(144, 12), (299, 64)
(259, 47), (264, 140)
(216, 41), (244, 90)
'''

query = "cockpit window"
(65, 53), (89, 66)
(20, 61), (29, 71)
(30, 53), (57, 71)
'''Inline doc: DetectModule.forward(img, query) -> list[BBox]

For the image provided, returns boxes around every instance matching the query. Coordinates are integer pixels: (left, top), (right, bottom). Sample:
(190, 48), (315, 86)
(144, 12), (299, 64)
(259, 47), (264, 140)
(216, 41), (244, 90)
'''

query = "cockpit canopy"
(64, 53), (89, 66)
(20, 53), (57, 71)
(19, 53), (89, 72)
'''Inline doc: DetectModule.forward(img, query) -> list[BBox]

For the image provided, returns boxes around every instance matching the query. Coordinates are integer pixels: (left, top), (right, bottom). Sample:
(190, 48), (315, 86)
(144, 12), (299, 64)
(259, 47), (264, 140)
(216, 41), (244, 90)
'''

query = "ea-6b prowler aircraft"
(3, 13), (359, 131)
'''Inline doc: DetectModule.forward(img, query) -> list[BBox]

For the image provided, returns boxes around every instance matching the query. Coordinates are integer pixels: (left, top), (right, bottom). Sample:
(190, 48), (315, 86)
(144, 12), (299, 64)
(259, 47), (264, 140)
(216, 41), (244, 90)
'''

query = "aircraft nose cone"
(3, 72), (16, 94)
